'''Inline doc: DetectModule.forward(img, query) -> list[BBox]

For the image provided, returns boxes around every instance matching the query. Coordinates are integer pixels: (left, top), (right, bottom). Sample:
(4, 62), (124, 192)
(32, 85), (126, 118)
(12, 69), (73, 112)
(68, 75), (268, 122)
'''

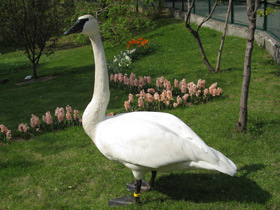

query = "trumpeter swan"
(64, 15), (237, 206)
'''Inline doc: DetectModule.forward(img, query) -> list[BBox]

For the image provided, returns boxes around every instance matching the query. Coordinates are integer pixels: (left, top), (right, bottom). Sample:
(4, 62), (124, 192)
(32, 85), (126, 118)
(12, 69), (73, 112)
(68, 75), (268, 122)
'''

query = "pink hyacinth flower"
(57, 112), (64, 123)
(58, 107), (65, 117)
(44, 111), (53, 125)
(0, 124), (8, 133)
(139, 89), (146, 98)
(164, 100), (170, 106)
(217, 87), (223, 96)
(182, 94), (189, 101)
(166, 90), (173, 101)
(123, 75), (129, 85)
(156, 78), (161, 88)
(55, 107), (60, 116)
(110, 74), (114, 81)
(134, 79), (139, 87)
(66, 105), (72, 114)
(154, 92), (160, 102)
(209, 82), (218, 94)
(160, 90), (167, 102)
(18, 123), (29, 133)
(147, 88), (155, 94)
(174, 79), (179, 88)
(146, 76), (152, 84)
(212, 89), (217, 97)
(30, 114), (40, 128)
(18, 123), (23, 132)
(138, 97), (144, 108)
(179, 79), (187, 89)
(159, 76), (165, 84)
(145, 93), (153, 103)
(180, 84), (187, 94)
(73, 110), (79, 120)
(129, 73), (136, 81)
(124, 101), (131, 111)
(6, 130), (12, 140)
(114, 74), (118, 83)
(197, 79), (206, 89)
(139, 76), (144, 86)
(107, 112), (114, 116)
(118, 73), (123, 83)
(66, 112), (73, 121)
(177, 96), (182, 104)
(204, 88), (209, 97)
(128, 93), (134, 103)
(196, 90), (201, 97)
(165, 80), (172, 91)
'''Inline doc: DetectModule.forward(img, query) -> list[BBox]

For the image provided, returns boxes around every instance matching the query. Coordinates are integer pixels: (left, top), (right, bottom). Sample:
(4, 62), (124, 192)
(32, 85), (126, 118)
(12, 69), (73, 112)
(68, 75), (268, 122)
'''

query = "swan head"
(64, 15), (99, 37)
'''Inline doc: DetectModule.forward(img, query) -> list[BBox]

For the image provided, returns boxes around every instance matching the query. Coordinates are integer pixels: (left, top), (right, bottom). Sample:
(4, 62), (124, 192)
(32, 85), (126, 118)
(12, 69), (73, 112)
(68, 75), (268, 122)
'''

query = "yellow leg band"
(134, 192), (141, 198)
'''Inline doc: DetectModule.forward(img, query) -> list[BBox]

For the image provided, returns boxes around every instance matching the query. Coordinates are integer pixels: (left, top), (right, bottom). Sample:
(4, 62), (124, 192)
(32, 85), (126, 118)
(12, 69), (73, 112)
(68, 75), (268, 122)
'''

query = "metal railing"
(153, 0), (280, 42)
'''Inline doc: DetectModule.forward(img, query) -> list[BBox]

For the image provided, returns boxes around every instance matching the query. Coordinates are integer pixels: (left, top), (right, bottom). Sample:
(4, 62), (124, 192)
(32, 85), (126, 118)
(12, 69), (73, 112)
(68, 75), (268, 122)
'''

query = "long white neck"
(82, 32), (110, 140)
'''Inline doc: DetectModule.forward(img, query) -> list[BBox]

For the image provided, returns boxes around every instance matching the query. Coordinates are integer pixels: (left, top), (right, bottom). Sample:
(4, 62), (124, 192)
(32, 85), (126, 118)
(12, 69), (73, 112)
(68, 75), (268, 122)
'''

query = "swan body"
(64, 15), (236, 205)
(96, 111), (236, 179)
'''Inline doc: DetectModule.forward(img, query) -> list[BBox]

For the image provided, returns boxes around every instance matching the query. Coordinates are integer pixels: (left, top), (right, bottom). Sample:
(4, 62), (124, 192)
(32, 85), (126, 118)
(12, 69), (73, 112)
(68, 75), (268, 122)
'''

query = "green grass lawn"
(0, 18), (280, 209)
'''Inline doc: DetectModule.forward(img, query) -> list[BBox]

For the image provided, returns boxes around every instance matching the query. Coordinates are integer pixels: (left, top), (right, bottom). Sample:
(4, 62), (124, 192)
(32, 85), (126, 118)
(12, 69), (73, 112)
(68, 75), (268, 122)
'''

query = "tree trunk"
(235, 0), (260, 132)
(216, 0), (232, 72)
(187, 0), (192, 25)
(32, 62), (38, 79)
(136, 0), (139, 13)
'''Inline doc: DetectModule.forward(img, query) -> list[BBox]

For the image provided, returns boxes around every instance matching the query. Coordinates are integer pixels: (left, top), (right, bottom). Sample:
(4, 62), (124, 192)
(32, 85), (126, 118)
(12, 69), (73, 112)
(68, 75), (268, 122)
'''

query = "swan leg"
(108, 180), (142, 206)
(149, 171), (157, 189)
(126, 171), (157, 192)
(134, 179), (142, 203)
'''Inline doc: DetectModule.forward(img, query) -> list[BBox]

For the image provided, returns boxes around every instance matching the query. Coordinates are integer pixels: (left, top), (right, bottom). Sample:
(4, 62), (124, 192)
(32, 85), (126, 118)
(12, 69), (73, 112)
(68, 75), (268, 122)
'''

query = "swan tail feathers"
(190, 147), (237, 176)
(209, 147), (237, 176)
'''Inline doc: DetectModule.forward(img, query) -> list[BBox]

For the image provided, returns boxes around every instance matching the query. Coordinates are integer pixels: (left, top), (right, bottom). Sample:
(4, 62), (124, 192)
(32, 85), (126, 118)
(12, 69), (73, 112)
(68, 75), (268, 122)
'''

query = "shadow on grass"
(247, 117), (280, 135)
(154, 164), (270, 204)
(221, 67), (243, 73)
(0, 159), (43, 178)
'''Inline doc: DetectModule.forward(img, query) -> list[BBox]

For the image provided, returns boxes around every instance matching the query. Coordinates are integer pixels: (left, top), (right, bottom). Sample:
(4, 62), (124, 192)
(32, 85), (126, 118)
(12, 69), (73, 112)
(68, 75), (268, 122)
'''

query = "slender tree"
(216, 0), (232, 72)
(185, 0), (218, 73)
(235, 0), (261, 132)
(0, 0), (74, 79)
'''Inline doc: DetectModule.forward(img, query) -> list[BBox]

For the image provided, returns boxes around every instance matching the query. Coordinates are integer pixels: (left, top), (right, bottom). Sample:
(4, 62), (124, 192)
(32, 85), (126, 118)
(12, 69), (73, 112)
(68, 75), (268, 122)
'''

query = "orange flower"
(127, 38), (148, 48)
(127, 44), (130, 49)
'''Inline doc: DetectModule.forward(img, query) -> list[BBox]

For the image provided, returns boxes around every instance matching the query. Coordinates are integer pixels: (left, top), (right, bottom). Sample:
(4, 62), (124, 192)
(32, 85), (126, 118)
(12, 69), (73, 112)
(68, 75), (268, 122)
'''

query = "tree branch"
(196, 0), (218, 32)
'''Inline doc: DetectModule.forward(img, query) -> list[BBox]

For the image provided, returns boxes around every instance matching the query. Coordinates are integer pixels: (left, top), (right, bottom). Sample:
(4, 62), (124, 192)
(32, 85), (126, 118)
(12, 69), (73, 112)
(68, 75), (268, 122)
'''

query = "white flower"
(125, 55), (131, 61)
(126, 49), (136, 54)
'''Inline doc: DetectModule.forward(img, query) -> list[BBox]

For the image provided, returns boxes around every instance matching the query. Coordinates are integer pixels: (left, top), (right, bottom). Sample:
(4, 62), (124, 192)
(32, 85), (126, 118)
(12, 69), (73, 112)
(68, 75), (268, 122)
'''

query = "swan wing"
(95, 114), (219, 169)
(123, 112), (210, 152)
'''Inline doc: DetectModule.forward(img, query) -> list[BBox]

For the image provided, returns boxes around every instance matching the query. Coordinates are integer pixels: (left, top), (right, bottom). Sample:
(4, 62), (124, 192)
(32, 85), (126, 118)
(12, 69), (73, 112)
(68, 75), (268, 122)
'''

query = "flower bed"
(0, 105), (82, 144)
(107, 37), (156, 74)
(123, 75), (222, 111)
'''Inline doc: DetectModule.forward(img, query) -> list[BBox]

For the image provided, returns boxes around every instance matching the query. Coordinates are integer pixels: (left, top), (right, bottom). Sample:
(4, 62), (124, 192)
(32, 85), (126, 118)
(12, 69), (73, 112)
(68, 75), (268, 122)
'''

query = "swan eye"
(64, 18), (89, 35)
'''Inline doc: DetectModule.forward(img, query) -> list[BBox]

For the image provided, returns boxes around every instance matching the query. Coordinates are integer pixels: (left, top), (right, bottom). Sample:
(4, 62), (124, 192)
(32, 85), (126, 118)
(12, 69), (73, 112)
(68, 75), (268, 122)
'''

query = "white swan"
(64, 15), (237, 206)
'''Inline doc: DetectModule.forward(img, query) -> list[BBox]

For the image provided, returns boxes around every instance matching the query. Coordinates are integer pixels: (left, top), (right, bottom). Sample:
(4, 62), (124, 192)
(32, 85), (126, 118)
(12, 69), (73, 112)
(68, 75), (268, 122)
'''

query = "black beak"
(64, 18), (89, 35)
